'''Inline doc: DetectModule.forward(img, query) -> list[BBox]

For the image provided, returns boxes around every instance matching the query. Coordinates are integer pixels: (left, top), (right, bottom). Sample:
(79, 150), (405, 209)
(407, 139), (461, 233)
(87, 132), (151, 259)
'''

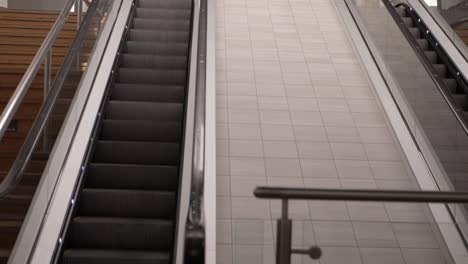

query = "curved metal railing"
(0, 0), (101, 199)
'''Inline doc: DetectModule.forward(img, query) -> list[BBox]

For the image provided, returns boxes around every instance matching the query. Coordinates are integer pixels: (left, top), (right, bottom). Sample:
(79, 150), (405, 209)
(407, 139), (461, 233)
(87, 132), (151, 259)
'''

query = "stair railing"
(0, 0), (102, 199)
(254, 186), (468, 264)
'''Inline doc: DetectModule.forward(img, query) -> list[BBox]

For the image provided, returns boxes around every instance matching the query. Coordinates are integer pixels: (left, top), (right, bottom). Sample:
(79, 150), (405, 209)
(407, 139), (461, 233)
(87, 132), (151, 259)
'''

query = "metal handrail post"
(76, 0), (83, 68)
(276, 199), (292, 264)
(43, 49), (52, 152)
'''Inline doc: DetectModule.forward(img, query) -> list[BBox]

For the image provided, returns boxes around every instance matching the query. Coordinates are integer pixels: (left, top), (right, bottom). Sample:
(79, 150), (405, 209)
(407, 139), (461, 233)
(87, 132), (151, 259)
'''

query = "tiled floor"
(214, 0), (453, 263)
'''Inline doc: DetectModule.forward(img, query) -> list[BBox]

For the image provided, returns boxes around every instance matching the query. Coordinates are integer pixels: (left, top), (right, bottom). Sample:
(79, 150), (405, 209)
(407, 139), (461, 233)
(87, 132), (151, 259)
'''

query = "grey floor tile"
(218, 219), (233, 244)
(233, 245), (263, 264)
(309, 201), (350, 221)
(351, 112), (386, 127)
(317, 98), (350, 112)
(314, 85), (345, 98)
(217, 156), (230, 176)
(265, 158), (302, 177)
(217, 244), (234, 264)
(260, 110), (292, 125)
(290, 111), (323, 126)
(218, 196), (232, 219)
(230, 140), (264, 157)
(357, 127), (393, 144)
(402, 248), (448, 264)
(229, 123), (262, 140)
(319, 247), (363, 264)
(258, 96), (289, 110)
(232, 197), (271, 219)
(218, 176), (231, 196)
(288, 97), (319, 111)
(330, 142), (367, 160)
(364, 143), (401, 162)
(231, 176), (266, 197)
(353, 222), (398, 248)
(263, 140), (298, 158)
(369, 161), (409, 180)
(262, 124), (295, 141)
(218, 139), (230, 157)
(347, 99), (380, 113)
(321, 112), (355, 126)
(335, 160), (373, 179)
(393, 223), (440, 249)
(293, 125), (328, 141)
(232, 220), (273, 245)
(360, 248), (405, 264)
(325, 126), (361, 142)
(229, 109), (260, 124)
(230, 157), (266, 177)
(347, 202), (389, 222)
(297, 142), (333, 159)
(300, 159), (338, 178)
(313, 221), (357, 246)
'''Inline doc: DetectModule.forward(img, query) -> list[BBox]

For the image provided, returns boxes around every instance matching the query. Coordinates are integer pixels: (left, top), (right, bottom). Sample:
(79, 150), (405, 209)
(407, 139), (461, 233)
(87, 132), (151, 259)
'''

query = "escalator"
(387, 1), (468, 119)
(55, 0), (193, 263)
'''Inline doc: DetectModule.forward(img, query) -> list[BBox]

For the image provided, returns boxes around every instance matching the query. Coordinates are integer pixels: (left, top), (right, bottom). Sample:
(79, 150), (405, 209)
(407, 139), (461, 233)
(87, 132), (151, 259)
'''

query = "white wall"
(0, 0), (7, 7)
(8, 0), (67, 10)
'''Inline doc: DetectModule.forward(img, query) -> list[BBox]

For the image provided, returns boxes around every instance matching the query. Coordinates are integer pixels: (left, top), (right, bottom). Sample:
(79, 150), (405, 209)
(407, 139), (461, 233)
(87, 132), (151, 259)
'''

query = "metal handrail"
(255, 186), (468, 203)
(384, 0), (468, 135)
(185, 0), (207, 261)
(255, 186), (468, 264)
(0, 0), (93, 199)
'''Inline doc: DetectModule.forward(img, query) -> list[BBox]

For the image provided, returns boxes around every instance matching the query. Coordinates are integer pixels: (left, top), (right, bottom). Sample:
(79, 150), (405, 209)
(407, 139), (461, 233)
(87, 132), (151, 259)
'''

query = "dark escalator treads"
(59, 0), (192, 262)
(62, 249), (170, 264)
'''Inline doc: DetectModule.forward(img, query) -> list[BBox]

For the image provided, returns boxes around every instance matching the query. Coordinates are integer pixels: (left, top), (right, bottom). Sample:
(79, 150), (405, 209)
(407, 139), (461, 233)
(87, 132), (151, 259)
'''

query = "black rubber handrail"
(185, 0), (207, 262)
(383, 0), (468, 135)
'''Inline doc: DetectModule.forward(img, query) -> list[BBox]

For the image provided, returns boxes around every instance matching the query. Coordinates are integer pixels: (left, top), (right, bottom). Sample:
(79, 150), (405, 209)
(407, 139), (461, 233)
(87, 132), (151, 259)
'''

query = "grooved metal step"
(93, 141), (180, 166)
(132, 18), (190, 31)
(137, 0), (191, 9)
(101, 120), (182, 142)
(62, 249), (170, 264)
(121, 54), (187, 70)
(118, 68), (187, 85)
(125, 41), (188, 56)
(105, 101), (183, 122)
(79, 189), (176, 218)
(135, 8), (191, 20)
(68, 217), (174, 250)
(112, 83), (185, 102)
(86, 163), (179, 191)
(128, 29), (189, 43)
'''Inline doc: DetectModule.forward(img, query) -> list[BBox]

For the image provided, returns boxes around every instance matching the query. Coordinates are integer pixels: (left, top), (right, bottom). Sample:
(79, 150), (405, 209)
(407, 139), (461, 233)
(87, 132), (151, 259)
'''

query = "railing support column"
(43, 49), (52, 152)
(276, 199), (292, 264)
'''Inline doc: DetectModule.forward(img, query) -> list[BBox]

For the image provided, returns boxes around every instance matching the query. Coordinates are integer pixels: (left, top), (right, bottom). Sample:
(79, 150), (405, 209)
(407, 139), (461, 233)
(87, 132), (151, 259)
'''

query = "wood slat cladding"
(0, 10), (77, 263)
(454, 23), (468, 47)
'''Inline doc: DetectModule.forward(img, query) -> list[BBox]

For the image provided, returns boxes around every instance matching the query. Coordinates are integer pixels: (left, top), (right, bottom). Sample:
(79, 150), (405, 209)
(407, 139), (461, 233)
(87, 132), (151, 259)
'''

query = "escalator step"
(135, 8), (191, 20)
(125, 41), (188, 56)
(137, 0), (191, 9)
(433, 64), (447, 77)
(62, 249), (170, 264)
(105, 101), (183, 121)
(132, 18), (190, 31)
(112, 83), (185, 102)
(395, 6), (406, 17)
(443, 78), (458, 93)
(93, 141), (180, 165)
(68, 217), (174, 250)
(416, 38), (428, 50)
(453, 94), (468, 109)
(79, 189), (176, 218)
(87, 163), (179, 191)
(128, 29), (189, 43)
(121, 54), (187, 70)
(118, 68), (186, 85)
(408, 27), (420, 38)
(401, 17), (413, 27)
(424, 51), (438, 63)
(101, 120), (182, 142)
